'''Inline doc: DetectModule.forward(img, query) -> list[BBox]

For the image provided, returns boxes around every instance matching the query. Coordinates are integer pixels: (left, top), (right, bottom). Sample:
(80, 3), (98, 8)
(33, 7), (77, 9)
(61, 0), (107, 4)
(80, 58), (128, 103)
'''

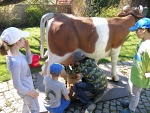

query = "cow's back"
(47, 13), (99, 56)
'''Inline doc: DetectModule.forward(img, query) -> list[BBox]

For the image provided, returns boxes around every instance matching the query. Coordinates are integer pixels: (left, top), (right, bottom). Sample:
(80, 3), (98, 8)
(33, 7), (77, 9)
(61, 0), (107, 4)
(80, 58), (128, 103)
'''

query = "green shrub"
(100, 6), (118, 18)
(25, 6), (42, 27)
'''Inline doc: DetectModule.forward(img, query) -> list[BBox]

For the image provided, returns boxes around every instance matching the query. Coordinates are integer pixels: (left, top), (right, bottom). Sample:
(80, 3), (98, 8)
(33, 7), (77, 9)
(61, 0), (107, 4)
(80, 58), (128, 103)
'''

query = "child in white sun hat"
(0, 27), (40, 113)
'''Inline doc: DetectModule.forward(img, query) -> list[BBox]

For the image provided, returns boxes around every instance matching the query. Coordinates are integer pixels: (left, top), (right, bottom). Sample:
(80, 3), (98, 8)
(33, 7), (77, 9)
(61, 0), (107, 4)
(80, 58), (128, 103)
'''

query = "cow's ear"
(117, 12), (126, 17)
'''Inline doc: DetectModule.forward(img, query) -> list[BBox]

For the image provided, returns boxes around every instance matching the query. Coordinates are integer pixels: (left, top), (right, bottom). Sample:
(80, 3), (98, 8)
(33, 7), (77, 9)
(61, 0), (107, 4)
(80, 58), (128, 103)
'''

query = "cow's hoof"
(112, 75), (119, 82)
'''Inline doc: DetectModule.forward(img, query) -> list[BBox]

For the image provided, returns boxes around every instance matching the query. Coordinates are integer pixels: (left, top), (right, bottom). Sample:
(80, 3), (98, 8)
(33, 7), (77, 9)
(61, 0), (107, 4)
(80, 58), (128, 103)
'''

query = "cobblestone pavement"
(0, 61), (150, 113)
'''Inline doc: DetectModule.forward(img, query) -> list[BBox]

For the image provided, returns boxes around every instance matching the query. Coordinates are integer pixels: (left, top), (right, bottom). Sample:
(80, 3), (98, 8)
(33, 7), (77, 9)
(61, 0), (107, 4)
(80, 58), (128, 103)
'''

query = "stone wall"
(0, 4), (71, 28)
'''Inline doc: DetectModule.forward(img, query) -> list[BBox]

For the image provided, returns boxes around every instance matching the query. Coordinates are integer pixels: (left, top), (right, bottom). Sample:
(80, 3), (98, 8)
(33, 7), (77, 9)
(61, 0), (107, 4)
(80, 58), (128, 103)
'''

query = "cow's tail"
(40, 13), (54, 58)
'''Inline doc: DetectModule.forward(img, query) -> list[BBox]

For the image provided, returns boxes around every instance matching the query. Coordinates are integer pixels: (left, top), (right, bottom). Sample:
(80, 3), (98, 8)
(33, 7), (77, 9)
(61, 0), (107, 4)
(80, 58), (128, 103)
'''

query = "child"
(42, 61), (70, 113)
(64, 51), (108, 113)
(0, 27), (39, 113)
(119, 18), (150, 113)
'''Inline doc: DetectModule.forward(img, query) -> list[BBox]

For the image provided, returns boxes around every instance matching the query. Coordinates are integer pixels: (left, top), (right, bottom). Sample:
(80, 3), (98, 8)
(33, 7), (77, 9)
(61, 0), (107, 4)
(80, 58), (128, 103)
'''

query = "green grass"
(0, 27), (139, 82)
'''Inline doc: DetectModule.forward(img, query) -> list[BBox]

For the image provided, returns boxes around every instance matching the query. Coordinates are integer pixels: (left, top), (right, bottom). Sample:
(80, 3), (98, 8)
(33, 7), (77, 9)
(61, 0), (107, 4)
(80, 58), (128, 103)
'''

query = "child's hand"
(24, 39), (31, 54)
(145, 73), (150, 78)
(42, 59), (49, 77)
(74, 61), (80, 66)
(24, 39), (30, 49)
(27, 90), (39, 98)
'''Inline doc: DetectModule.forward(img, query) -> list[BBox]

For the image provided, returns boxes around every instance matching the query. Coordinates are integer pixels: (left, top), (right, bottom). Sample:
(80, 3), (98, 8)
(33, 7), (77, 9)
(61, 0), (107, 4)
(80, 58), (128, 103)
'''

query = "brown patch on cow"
(106, 15), (135, 52)
(61, 55), (74, 66)
(48, 13), (98, 56)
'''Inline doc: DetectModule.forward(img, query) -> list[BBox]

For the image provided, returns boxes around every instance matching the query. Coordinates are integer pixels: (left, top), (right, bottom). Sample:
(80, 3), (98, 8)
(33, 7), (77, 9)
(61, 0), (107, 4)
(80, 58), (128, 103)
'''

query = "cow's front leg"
(110, 47), (121, 82)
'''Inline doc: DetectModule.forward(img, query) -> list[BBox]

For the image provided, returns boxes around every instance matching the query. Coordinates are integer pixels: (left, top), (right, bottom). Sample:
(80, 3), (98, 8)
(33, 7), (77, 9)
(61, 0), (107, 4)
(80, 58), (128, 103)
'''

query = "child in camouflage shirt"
(65, 52), (108, 113)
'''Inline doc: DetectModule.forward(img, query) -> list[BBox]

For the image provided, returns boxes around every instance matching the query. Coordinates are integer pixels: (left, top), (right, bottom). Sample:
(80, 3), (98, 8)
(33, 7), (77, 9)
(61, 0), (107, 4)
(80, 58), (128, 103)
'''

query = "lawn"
(0, 27), (139, 82)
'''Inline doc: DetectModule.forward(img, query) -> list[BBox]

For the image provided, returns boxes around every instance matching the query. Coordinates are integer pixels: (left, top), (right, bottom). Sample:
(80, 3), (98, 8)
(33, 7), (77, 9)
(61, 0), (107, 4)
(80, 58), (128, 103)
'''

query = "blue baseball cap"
(50, 63), (64, 76)
(129, 18), (150, 31)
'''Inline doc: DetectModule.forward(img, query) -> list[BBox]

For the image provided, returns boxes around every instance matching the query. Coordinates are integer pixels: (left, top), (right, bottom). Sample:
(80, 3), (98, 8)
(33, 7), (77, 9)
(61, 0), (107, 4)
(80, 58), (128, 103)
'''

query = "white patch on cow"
(45, 19), (74, 73)
(84, 18), (110, 62)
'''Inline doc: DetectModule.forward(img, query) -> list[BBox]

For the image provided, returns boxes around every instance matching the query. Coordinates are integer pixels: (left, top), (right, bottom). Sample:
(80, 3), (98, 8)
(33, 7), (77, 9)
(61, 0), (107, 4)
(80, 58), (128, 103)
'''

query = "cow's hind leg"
(110, 47), (121, 82)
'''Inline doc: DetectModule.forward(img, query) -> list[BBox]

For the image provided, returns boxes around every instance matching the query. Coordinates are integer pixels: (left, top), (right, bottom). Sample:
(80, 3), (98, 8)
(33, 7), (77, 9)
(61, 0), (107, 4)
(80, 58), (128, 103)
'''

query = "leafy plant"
(85, 0), (120, 17)
(100, 6), (118, 18)
(25, 6), (42, 27)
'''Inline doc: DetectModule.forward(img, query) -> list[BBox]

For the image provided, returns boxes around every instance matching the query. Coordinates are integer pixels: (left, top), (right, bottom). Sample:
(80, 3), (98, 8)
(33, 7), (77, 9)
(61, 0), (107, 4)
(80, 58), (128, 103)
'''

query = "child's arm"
(145, 73), (150, 78)
(64, 94), (70, 101)
(27, 90), (39, 98)
(24, 39), (31, 54)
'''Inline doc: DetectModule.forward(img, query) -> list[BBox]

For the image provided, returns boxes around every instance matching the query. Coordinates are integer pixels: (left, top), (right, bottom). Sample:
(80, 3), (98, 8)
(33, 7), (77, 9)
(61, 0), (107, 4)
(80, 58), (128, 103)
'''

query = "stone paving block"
(103, 108), (109, 113)
(127, 60), (133, 66)
(0, 82), (9, 92)
(2, 107), (10, 113)
(4, 91), (13, 99)
(98, 64), (110, 72)
(110, 106), (116, 111)
(103, 103), (109, 108)
(0, 102), (5, 108)
(117, 62), (122, 65)
(146, 106), (150, 111)
(74, 109), (80, 113)
(95, 109), (102, 113)
(140, 109), (147, 113)
(0, 94), (4, 100)
(8, 84), (14, 90)
(0, 82), (7, 88)
(121, 61), (130, 66)
(116, 106), (122, 111)
(97, 104), (102, 109)
(68, 108), (75, 112)
(104, 63), (111, 69)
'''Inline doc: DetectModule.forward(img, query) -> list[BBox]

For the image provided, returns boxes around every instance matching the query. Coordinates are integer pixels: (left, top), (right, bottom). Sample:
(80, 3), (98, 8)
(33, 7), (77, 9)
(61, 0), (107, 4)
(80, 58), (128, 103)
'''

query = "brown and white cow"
(40, 5), (143, 82)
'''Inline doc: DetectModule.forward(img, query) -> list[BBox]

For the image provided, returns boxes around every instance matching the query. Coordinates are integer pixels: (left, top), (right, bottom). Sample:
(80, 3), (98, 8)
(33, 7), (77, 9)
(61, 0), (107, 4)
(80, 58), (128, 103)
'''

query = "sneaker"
(85, 103), (96, 113)
(120, 101), (129, 108)
(119, 108), (134, 113)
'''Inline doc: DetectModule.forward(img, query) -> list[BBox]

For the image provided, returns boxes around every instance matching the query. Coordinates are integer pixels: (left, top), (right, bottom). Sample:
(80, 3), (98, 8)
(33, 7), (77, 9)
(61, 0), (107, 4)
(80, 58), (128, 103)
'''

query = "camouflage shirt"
(65, 58), (108, 91)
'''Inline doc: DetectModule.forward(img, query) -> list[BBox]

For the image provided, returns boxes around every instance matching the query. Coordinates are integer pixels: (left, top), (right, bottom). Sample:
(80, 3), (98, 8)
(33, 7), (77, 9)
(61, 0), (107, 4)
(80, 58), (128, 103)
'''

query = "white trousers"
(128, 79), (142, 112)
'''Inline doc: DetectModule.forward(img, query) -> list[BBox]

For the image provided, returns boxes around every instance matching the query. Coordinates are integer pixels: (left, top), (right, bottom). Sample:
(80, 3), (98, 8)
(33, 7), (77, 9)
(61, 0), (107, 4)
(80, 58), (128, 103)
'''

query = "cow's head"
(117, 5), (144, 20)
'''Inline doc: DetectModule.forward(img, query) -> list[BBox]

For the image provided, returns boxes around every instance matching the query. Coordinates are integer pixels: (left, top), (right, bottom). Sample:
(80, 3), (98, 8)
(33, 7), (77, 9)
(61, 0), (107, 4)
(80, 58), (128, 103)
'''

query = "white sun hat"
(1, 27), (30, 45)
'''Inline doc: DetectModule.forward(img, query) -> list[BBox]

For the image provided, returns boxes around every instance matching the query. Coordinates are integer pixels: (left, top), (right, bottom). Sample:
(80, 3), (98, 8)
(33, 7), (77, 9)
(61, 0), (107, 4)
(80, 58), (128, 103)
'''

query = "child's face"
(136, 28), (145, 40)
(17, 38), (26, 48)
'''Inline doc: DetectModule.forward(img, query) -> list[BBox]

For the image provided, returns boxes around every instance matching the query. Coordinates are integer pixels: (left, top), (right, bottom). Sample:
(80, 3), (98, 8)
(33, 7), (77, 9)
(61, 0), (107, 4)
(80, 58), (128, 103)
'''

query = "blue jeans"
(45, 98), (70, 113)
(73, 81), (98, 106)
